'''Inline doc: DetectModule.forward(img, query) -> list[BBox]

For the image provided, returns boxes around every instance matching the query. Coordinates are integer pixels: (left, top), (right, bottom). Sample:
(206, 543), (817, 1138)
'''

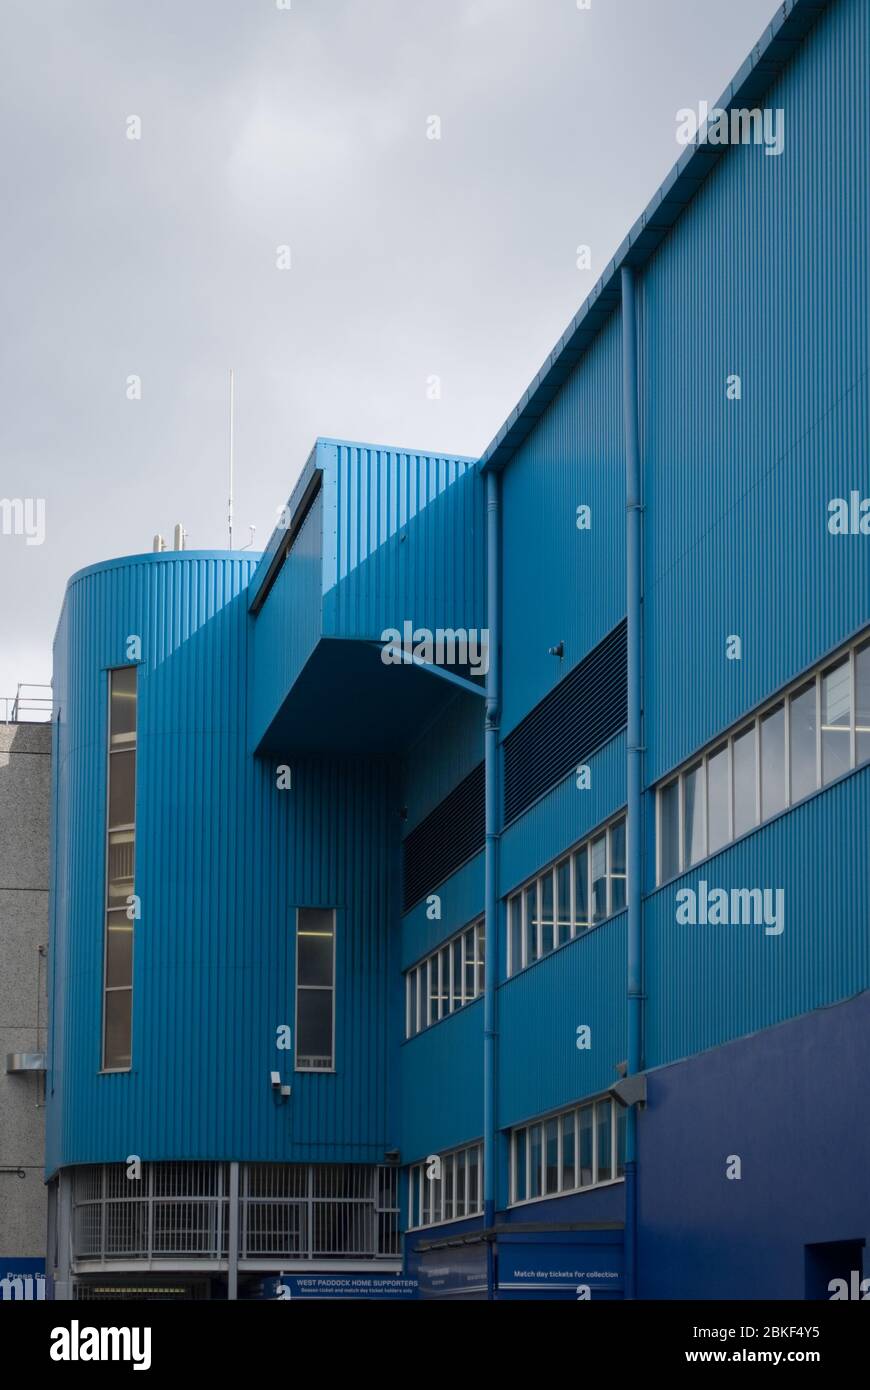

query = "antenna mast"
(228, 368), (235, 550)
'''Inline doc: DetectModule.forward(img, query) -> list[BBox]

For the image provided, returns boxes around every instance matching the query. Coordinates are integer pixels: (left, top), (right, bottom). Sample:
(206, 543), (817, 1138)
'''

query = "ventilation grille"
(402, 762), (485, 912)
(503, 620), (627, 826)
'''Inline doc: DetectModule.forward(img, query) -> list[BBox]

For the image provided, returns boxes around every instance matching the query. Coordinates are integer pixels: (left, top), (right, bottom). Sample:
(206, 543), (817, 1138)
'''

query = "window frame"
(407, 1141), (484, 1231)
(505, 813), (627, 980)
(101, 666), (138, 1074)
(404, 918), (485, 1040)
(294, 907), (337, 1072)
(655, 632), (870, 886)
(509, 1095), (625, 1207)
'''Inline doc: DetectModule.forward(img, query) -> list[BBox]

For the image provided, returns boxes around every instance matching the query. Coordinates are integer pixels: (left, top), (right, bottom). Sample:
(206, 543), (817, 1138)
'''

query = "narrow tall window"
(296, 908), (335, 1070)
(104, 666), (137, 1070)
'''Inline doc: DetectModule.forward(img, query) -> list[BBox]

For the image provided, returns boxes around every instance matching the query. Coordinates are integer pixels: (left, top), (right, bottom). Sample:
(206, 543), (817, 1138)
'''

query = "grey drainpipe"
(484, 468), (500, 1299)
(621, 265), (643, 1301)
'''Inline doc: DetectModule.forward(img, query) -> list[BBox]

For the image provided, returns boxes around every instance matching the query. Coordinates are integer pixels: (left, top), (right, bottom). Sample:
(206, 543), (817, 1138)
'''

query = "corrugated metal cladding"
(502, 621), (626, 828)
(402, 762), (484, 913)
(644, 766), (870, 1071)
(496, 916), (627, 1131)
(500, 308), (624, 739)
(641, 0), (870, 784)
(499, 731), (626, 906)
(320, 440), (485, 641)
(400, 1000), (483, 1161)
(401, 690), (484, 836)
(249, 490), (322, 750)
(400, 852), (484, 971)
(47, 554), (402, 1174)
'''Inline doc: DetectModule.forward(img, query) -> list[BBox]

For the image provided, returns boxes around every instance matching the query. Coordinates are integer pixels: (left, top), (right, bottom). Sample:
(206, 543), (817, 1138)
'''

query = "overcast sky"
(0, 0), (778, 702)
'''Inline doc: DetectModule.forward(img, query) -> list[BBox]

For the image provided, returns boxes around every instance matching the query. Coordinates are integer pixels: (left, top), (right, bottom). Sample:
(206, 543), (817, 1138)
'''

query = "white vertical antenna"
(228, 368), (235, 550)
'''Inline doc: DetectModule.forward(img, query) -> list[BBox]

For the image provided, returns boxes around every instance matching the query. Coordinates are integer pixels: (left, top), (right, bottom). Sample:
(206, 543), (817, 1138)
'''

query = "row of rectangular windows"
(407, 1096), (626, 1232)
(405, 920), (484, 1039)
(657, 634), (870, 883)
(507, 816), (626, 977)
(511, 1097), (626, 1205)
(407, 1142), (483, 1230)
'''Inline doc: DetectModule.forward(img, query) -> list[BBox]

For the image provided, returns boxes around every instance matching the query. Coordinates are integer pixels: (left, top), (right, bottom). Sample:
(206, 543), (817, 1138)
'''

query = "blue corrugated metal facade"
(47, 0), (869, 1299)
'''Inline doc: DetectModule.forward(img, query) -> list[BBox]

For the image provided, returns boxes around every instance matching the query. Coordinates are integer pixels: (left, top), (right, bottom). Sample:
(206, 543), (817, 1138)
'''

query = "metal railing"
(1, 683), (52, 723)
(71, 1161), (400, 1263)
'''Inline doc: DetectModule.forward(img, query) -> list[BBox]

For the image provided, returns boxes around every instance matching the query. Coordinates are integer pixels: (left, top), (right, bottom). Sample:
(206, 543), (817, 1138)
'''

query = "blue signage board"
(0, 1258), (47, 1301)
(259, 1273), (418, 1300)
(416, 1242), (488, 1300)
(497, 1232), (624, 1301)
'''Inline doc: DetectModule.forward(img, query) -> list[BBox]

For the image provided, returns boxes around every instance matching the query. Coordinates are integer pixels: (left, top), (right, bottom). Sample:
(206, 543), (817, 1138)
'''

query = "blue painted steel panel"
(499, 731), (626, 904)
(401, 851), (484, 971)
(500, 309), (624, 738)
(638, 990), (870, 1299)
(249, 490), (323, 750)
(641, 0), (870, 782)
(47, 552), (401, 1173)
(644, 765), (870, 1069)
(496, 916), (627, 1131)
(321, 441), (483, 644)
(400, 1001), (484, 1162)
(401, 692), (484, 836)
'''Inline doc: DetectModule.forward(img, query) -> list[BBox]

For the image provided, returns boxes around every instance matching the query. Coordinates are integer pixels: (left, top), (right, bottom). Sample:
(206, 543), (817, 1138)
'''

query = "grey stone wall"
(0, 722), (50, 1261)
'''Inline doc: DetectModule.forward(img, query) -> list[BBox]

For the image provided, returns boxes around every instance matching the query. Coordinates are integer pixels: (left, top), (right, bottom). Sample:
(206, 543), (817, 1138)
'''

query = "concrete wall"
(0, 722), (50, 1261)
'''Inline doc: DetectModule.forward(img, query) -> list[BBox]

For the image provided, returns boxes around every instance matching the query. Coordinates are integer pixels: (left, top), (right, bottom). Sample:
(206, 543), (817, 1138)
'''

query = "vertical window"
(555, 859), (572, 946)
(590, 834), (607, 924)
(706, 742), (730, 853)
(732, 725), (758, 838)
(616, 1106), (627, 1178)
(539, 871), (555, 956)
(514, 1129), (527, 1203)
(476, 920), (485, 995)
(509, 895), (522, 976)
(760, 703), (786, 820)
(452, 935), (464, 1005)
(659, 778), (680, 881)
(560, 1111), (576, 1190)
(544, 1118), (559, 1195)
(578, 1106), (594, 1187)
(856, 640), (870, 766)
(104, 667), (137, 1070)
(596, 1099), (612, 1183)
(468, 1145), (480, 1213)
(439, 946), (450, 1017)
(529, 1124), (542, 1199)
(524, 882), (538, 965)
(683, 762), (705, 866)
(573, 845), (590, 930)
(296, 908), (335, 1069)
(790, 680), (818, 803)
(455, 1149), (466, 1218)
(464, 927), (476, 1000)
(821, 658), (851, 785)
(609, 818), (626, 914)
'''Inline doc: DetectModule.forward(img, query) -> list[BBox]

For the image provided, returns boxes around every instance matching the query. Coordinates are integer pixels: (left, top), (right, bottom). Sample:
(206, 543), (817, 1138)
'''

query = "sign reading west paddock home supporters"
(267, 1273), (419, 1300)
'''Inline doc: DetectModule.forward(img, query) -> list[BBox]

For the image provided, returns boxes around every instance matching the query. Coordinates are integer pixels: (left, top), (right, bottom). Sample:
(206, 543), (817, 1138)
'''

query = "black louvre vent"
(402, 762), (485, 912)
(503, 620), (627, 826)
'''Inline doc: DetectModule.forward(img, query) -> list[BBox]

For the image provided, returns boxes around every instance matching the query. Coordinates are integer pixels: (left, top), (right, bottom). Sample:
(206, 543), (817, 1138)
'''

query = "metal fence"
(72, 1161), (400, 1263)
(241, 1163), (399, 1259)
(0, 683), (52, 722)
